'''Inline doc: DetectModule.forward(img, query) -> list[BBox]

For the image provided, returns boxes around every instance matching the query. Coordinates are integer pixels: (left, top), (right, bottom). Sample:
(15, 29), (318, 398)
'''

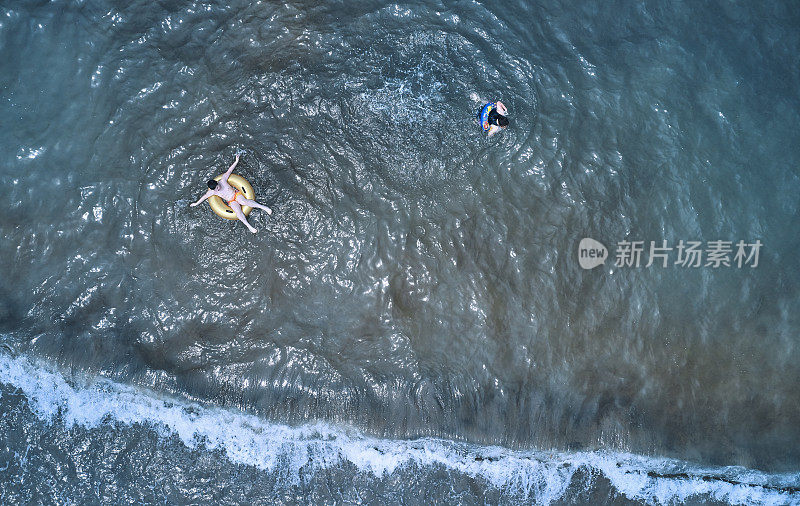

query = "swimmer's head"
(498, 116), (509, 128)
(496, 101), (508, 116)
(207, 179), (218, 190)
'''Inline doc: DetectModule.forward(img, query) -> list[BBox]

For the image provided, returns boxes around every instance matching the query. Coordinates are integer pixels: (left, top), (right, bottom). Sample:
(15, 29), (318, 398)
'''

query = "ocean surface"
(1, 0), (799, 504)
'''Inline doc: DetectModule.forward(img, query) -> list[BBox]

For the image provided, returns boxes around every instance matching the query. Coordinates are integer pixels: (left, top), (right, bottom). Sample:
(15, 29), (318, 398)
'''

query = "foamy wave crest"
(1, 352), (798, 505)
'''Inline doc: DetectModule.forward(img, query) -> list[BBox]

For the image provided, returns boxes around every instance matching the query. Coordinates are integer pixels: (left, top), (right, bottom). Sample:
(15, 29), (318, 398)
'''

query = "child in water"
(476, 99), (509, 137)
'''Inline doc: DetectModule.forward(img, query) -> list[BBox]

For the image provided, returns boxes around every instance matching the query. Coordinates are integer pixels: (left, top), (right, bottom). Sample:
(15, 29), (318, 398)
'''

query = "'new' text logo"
(578, 238), (607, 269)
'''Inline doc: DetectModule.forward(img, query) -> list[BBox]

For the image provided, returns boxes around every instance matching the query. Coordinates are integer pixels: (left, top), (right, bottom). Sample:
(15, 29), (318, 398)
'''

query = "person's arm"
(222, 153), (241, 179)
(190, 189), (214, 207)
(487, 125), (500, 137)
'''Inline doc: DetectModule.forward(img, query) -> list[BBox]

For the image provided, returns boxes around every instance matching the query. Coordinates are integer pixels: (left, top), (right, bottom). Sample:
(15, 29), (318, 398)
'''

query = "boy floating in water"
(476, 100), (509, 137)
(190, 153), (272, 234)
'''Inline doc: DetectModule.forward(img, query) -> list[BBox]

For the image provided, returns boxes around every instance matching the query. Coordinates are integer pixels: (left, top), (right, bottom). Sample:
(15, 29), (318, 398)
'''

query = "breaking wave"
(1, 352), (797, 505)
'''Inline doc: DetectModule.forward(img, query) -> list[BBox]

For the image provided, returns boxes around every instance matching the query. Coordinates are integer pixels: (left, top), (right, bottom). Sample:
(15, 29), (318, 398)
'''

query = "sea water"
(1, 0), (799, 504)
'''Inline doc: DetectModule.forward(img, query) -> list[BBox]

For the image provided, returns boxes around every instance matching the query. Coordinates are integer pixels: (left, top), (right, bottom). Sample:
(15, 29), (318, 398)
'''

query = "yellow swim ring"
(208, 173), (254, 220)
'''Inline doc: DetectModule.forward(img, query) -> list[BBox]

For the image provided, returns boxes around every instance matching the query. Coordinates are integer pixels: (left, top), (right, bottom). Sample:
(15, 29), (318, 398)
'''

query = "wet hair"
(207, 179), (218, 190)
(498, 116), (509, 127)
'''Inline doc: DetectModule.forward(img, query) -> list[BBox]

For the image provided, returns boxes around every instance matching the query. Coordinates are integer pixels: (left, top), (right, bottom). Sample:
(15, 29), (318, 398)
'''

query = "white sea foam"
(0, 352), (797, 505)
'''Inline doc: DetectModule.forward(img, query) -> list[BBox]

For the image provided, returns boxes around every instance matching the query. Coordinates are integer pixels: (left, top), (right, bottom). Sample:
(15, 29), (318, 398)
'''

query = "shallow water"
(1, 0), (799, 503)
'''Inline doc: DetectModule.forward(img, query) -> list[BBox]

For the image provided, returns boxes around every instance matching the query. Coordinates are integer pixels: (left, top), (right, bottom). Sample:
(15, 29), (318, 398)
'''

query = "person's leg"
(230, 202), (257, 233)
(237, 197), (272, 215)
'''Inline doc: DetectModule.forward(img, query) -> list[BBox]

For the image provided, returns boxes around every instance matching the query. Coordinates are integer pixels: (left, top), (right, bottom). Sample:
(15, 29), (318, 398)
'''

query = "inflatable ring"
(479, 102), (495, 132)
(208, 173), (254, 220)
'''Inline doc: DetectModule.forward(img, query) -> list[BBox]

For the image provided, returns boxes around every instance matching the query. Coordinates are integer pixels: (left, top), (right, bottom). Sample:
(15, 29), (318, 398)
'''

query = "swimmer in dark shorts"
(476, 100), (509, 137)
